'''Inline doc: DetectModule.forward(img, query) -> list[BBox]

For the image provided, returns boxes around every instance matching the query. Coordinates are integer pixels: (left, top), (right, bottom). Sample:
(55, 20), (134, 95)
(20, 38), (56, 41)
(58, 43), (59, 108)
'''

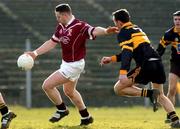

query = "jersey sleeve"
(157, 32), (171, 56)
(81, 22), (95, 40)
(118, 30), (133, 74)
(51, 25), (61, 43)
(120, 46), (133, 74)
(111, 53), (122, 62)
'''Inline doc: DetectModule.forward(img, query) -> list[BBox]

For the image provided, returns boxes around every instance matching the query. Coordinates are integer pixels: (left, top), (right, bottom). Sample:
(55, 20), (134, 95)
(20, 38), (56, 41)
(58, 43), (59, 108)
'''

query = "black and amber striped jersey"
(112, 22), (160, 75)
(157, 27), (180, 64)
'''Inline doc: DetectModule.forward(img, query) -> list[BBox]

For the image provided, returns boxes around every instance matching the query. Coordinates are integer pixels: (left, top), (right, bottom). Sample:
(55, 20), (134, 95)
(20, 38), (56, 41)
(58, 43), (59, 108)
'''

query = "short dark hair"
(173, 11), (180, 16)
(55, 3), (71, 13)
(112, 9), (130, 23)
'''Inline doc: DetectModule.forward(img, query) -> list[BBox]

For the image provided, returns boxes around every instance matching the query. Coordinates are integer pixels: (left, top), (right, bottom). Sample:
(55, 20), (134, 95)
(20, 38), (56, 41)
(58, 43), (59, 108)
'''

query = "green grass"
(8, 106), (177, 129)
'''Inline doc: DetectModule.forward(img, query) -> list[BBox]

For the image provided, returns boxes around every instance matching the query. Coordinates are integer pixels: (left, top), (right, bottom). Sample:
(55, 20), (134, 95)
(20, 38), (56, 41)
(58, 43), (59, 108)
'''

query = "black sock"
(141, 89), (153, 97)
(169, 111), (179, 122)
(0, 103), (8, 116)
(79, 108), (89, 118)
(56, 102), (66, 110)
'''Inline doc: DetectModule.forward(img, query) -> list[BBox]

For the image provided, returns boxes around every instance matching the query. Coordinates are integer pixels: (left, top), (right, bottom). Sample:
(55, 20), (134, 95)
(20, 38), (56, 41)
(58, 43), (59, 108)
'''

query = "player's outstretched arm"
(25, 39), (57, 60)
(93, 26), (119, 36)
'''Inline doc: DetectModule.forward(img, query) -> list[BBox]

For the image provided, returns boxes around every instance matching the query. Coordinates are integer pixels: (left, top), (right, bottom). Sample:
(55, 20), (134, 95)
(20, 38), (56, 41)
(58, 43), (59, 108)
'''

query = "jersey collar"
(122, 22), (133, 28)
(65, 15), (75, 27)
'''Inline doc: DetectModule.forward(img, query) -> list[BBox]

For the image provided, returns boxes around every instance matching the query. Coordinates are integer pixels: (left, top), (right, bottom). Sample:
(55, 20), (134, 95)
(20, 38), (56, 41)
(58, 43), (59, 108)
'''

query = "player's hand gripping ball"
(17, 54), (34, 71)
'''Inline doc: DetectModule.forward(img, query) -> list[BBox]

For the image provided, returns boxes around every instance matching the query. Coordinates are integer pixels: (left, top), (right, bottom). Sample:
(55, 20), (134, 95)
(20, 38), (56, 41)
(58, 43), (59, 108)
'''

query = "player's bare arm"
(25, 39), (57, 60)
(93, 26), (119, 36)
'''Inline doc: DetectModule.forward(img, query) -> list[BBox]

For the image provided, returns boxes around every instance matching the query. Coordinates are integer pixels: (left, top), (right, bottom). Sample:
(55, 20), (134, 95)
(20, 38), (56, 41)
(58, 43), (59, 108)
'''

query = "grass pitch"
(8, 106), (176, 129)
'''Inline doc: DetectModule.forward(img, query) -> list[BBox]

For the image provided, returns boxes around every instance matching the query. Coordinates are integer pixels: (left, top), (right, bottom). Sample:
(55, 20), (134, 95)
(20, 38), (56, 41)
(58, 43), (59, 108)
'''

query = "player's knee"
(114, 85), (123, 96)
(63, 88), (74, 98)
(158, 94), (167, 103)
(42, 79), (51, 91)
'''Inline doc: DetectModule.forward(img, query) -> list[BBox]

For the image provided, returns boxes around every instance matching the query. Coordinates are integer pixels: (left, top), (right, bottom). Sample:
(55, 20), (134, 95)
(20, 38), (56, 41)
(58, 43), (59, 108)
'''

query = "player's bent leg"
(152, 83), (180, 128)
(63, 80), (86, 110)
(42, 70), (70, 123)
(152, 83), (175, 113)
(114, 81), (124, 96)
(114, 80), (135, 96)
(114, 81), (160, 112)
(165, 73), (178, 123)
(63, 80), (93, 125)
(167, 73), (178, 105)
(42, 70), (69, 105)
(114, 80), (144, 97)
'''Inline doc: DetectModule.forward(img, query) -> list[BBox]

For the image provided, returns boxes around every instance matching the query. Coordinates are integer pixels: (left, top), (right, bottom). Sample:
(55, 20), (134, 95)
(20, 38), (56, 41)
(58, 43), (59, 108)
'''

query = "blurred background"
(0, 0), (180, 107)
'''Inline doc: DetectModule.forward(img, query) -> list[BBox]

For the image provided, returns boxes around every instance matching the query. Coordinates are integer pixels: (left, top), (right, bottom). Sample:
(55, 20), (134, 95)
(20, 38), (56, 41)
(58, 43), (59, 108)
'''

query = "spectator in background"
(0, 92), (16, 129)
(26, 3), (118, 126)
(156, 10), (180, 123)
(100, 9), (180, 128)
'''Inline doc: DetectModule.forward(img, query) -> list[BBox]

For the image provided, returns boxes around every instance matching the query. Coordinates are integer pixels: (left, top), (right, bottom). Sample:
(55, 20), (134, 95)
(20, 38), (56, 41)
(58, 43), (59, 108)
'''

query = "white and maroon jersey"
(51, 16), (95, 62)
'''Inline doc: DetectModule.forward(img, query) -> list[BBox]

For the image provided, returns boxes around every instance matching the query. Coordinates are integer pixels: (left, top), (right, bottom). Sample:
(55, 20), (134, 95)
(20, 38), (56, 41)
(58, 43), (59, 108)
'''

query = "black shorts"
(170, 61), (180, 77)
(127, 60), (166, 85)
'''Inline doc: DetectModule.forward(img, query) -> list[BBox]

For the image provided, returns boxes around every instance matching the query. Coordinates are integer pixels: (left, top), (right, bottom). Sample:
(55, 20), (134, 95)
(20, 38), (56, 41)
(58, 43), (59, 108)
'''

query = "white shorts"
(58, 59), (85, 81)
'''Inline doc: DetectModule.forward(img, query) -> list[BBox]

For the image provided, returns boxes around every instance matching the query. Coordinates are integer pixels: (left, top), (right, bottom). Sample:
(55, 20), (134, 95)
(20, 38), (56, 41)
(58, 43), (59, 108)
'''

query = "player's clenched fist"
(106, 26), (119, 34)
(100, 56), (112, 65)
